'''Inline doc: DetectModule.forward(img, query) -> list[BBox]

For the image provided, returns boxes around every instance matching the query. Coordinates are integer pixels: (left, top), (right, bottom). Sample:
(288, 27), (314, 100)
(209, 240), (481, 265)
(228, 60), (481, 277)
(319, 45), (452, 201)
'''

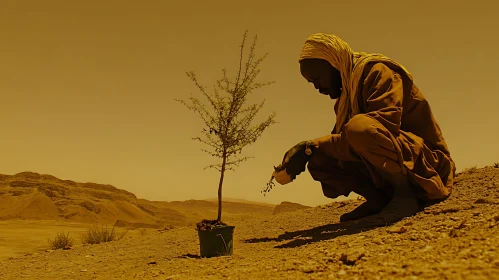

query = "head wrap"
(298, 33), (411, 133)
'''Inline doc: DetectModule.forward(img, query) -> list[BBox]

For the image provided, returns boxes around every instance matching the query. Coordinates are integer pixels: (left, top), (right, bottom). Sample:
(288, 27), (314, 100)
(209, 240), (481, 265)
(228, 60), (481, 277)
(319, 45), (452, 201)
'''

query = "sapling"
(176, 30), (277, 228)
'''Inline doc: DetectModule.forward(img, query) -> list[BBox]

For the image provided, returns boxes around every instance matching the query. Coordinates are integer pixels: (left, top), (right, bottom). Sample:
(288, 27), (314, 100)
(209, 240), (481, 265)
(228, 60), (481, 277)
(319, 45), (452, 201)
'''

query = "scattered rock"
(147, 261), (157, 265)
(474, 198), (488, 204)
(449, 228), (460, 238)
(158, 225), (174, 233)
(475, 198), (499, 205)
(340, 248), (366, 265)
(388, 226), (407, 234)
(372, 237), (384, 245)
(337, 201), (348, 208)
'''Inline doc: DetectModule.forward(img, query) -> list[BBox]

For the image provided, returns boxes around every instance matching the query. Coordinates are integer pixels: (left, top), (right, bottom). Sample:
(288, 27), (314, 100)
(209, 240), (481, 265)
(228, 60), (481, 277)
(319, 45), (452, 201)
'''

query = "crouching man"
(278, 33), (456, 223)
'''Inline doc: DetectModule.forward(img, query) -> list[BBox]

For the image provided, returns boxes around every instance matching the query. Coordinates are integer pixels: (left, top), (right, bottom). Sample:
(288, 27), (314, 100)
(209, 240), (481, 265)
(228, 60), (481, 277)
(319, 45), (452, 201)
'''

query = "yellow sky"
(1, 0), (498, 207)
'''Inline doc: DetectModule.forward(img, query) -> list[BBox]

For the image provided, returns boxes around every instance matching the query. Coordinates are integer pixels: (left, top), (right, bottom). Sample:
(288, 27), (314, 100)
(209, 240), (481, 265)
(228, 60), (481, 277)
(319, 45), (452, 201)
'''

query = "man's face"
(300, 58), (342, 99)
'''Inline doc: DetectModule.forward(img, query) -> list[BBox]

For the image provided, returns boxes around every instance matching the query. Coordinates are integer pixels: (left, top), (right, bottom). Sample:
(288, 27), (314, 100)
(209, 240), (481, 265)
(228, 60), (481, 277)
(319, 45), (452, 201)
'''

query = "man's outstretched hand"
(280, 141), (315, 179)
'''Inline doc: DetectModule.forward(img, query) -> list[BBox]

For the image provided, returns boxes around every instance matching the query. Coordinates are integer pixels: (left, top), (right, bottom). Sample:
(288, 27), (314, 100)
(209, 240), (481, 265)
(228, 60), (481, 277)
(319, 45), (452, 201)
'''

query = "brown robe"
(308, 62), (456, 201)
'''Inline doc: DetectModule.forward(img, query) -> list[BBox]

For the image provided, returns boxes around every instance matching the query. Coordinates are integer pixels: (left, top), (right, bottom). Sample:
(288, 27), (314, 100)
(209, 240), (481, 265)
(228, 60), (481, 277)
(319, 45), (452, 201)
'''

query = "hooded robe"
(299, 33), (455, 201)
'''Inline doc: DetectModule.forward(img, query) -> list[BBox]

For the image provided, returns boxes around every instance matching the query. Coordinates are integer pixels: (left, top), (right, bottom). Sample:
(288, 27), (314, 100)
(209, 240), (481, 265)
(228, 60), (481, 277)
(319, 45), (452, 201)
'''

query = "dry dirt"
(1, 166), (498, 279)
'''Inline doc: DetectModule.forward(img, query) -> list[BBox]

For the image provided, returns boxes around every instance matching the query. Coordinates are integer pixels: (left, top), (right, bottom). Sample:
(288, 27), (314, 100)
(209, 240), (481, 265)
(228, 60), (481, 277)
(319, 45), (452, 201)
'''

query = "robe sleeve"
(361, 62), (404, 136)
(312, 62), (405, 161)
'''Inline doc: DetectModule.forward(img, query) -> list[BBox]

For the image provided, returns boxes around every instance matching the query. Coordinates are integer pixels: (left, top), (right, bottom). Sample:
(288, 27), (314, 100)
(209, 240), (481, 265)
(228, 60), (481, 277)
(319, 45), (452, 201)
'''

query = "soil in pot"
(196, 219), (235, 258)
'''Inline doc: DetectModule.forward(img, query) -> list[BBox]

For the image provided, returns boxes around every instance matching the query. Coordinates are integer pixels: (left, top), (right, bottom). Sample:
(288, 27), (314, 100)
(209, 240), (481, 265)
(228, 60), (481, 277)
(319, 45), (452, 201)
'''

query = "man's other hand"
(280, 141), (314, 178)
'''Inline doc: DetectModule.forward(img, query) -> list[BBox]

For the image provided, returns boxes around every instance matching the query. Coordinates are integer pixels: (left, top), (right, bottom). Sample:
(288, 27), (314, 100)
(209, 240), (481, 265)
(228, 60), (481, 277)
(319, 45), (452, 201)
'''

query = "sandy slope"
(0, 172), (277, 229)
(0, 220), (108, 260)
(1, 166), (498, 279)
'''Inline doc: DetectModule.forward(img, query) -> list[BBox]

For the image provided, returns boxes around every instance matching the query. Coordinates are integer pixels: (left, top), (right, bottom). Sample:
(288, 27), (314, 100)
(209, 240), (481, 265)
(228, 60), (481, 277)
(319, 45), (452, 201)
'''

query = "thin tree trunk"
(217, 151), (227, 221)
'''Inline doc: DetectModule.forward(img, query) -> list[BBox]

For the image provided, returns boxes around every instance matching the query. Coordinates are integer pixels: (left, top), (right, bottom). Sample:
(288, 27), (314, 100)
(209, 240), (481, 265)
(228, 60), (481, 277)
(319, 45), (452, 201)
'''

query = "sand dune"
(273, 201), (312, 215)
(0, 171), (296, 229)
(0, 172), (150, 226)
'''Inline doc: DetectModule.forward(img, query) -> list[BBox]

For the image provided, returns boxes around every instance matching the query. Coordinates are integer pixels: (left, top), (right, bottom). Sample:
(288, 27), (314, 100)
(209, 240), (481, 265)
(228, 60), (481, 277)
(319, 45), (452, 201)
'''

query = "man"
(279, 33), (456, 223)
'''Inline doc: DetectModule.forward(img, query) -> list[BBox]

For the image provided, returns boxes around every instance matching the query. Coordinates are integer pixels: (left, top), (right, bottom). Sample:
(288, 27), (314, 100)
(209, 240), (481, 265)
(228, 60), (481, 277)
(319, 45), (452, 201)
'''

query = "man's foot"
(377, 189), (420, 223)
(340, 198), (389, 222)
(339, 187), (391, 222)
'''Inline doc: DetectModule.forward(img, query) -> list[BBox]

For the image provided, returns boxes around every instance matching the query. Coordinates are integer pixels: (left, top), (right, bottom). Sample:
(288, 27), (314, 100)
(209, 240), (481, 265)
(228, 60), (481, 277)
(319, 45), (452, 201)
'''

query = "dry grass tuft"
(47, 232), (74, 250)
(80, 225), (128, 245)
(494, 162), (499, 168)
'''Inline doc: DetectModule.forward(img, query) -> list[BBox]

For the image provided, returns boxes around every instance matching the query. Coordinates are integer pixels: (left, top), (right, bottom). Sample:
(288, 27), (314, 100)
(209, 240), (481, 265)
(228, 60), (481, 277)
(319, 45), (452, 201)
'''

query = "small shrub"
(48, 232), (74, 250)
(494, 162), (499, 168)
(80, 225), (128, 245)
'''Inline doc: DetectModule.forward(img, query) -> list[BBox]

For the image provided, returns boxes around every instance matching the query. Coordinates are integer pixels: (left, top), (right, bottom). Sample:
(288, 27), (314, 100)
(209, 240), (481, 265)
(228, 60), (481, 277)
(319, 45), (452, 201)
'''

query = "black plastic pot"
(197, 225), (235, 258)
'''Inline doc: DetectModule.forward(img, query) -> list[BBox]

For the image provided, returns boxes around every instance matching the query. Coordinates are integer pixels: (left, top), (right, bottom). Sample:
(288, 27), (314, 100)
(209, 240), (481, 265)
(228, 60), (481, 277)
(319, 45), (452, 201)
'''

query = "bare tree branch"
(176, 30), (277, 221)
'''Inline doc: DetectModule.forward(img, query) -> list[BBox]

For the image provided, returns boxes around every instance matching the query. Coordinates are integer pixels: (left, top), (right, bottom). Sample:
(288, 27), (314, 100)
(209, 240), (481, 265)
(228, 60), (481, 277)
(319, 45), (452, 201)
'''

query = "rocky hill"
(0, 172), (276, 229)
(273, 201), (312, 215)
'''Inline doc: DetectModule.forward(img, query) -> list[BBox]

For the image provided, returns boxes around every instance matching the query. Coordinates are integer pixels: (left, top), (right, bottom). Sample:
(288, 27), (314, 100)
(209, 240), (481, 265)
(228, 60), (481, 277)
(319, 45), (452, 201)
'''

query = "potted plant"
(176, 30), (276, 258)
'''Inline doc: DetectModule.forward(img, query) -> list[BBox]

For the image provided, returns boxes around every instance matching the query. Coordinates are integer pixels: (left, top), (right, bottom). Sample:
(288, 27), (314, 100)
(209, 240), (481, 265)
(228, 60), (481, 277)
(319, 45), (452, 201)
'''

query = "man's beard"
(328, 88), (342, 99)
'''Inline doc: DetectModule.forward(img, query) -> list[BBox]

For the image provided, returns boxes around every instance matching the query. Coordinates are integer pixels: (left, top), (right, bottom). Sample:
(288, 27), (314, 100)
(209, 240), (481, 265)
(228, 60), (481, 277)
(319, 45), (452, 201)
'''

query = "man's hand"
(280, 141), (315, 179)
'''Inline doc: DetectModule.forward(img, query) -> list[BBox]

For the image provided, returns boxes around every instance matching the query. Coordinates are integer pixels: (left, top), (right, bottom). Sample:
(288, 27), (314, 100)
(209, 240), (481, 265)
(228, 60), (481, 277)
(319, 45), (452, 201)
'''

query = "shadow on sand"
(243, 197), (444, 249)
(243, 212), (414, 249)
(177, 253), (202, 259)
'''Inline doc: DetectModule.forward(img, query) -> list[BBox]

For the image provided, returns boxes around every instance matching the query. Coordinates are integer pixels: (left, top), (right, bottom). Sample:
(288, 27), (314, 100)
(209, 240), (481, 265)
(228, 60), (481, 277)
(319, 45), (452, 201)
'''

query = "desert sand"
(0, 171), (297, 260)
(0, 166), (498, 279)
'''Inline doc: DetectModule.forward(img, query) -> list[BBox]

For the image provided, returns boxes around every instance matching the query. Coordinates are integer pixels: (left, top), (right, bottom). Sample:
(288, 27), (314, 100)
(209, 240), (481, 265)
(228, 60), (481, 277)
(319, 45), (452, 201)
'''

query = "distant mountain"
(273, 201), (312, 215)
(0, 172), (276, 229)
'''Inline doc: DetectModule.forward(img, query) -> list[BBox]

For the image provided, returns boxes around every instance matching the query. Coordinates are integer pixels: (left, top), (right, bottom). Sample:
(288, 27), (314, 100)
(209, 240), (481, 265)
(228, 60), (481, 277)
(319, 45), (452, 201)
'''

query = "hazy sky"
(1, 0), (498, 207)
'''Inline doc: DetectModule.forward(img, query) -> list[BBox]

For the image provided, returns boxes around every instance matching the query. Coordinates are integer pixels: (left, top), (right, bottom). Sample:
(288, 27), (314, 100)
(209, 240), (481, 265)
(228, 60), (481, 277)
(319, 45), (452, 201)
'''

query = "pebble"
(474, 198), (488, 204)
(388, 227), (407, 234)
(372, 238), (384, 245)
(340, 248), (366, 265)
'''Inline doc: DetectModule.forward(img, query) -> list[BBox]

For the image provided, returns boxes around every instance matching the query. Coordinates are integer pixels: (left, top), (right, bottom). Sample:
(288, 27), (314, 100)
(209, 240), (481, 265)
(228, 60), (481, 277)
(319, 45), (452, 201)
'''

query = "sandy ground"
(0, 220), (136, 260)
(0, 166), (498, 279)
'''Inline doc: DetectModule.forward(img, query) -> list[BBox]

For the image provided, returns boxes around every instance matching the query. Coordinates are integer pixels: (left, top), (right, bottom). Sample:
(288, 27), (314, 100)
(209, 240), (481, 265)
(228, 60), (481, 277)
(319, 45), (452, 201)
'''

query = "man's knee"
(307, 149), (332, 174)
(344, 114), (403, 179)
(344, 114), (382, 153)
(321, 182), (342, 199)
